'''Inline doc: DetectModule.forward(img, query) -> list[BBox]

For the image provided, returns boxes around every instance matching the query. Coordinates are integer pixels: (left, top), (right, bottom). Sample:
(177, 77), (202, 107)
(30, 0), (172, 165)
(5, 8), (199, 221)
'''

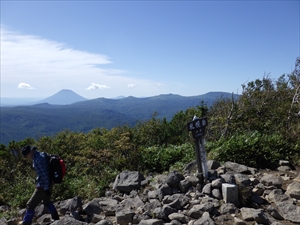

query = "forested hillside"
(0, 92), (236, 145)
(0, 58), (299, 214)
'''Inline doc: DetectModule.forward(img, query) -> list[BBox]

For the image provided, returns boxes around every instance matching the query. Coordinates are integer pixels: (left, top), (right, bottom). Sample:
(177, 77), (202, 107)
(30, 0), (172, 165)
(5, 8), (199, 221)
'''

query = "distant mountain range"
(0, 90), (238, 145)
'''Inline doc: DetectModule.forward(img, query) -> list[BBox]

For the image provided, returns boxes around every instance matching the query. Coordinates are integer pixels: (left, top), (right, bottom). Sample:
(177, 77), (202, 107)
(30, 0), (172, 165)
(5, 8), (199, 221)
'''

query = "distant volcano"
(38, 89), (87, 105)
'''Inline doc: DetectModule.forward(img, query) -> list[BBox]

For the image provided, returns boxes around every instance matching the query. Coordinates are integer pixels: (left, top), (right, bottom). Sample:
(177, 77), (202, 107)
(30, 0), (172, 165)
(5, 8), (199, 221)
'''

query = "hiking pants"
(23, 187), (59, 224)
(26, 188), (51, 209)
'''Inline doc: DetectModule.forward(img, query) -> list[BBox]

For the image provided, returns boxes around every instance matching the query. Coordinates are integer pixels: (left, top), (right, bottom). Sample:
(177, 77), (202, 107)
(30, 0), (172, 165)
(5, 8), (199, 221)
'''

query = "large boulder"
(113, 171), (145, 193)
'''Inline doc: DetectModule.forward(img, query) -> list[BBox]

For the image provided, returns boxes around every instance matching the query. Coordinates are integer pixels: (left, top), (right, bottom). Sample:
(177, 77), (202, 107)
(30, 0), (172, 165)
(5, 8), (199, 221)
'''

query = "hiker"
(21, 145), (59, 225)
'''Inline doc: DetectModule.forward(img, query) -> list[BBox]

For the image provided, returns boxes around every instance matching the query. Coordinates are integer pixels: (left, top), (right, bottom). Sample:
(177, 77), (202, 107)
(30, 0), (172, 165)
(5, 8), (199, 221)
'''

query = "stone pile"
(1, 160), (300, 225)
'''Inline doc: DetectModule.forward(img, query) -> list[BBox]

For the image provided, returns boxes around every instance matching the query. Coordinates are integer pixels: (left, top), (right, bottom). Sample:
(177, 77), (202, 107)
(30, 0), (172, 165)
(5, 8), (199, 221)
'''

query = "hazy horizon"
(0, 89), (234, 106)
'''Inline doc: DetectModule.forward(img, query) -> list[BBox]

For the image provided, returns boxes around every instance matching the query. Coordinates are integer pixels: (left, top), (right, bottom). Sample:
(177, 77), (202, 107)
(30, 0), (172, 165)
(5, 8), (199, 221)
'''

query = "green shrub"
(208, 131), (297, 169)
(3, 170), (34, 208)
(140, 143), (194, 173)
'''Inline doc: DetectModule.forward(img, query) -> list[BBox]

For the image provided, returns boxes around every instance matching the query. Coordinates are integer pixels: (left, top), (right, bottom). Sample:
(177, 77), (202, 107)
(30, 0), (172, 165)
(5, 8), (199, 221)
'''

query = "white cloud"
(85, 83), (110, 90)
(1, 29), (113, 74)
(127, 84), (136, 88)
(0, 26), (170, 98)
(18, 83), (34, 89)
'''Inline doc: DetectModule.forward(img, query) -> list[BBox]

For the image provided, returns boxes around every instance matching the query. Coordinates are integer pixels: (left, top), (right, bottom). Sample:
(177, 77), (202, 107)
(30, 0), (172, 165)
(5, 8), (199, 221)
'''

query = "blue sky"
(1, 1), (299, 99)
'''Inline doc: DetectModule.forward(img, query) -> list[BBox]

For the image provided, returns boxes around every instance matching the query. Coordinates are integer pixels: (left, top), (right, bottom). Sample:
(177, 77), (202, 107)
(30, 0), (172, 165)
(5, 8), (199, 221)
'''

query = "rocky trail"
(1, 160), (300, 225)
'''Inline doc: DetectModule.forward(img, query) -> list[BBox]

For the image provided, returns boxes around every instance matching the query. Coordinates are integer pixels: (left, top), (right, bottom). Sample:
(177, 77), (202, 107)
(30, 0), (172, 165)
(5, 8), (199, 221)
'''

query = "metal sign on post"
(187, 116), (208, 182)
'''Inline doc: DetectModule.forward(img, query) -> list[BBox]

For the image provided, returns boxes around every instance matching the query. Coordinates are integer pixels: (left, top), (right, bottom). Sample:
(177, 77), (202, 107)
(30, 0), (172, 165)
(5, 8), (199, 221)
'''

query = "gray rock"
(36, 214), (52, 224)
(211, 178), (222, 189)
(220, 173), (235, 184)
(251, 192), (264, 205)
(207, 160), (221, 170)
(194, 212), (215, 225)
(295, 172), (300, 182)
(113, 170), (145, 193)
(276, 200), (300, 223)
(240, 207), (256, 221)
(279, 160), (291, 166)
(179, 178), (192, 193)
(17, 208), (26, 219)
(285, 181), (300, 200)
(252, 183), (265, 196)
(34, 204), (48, 218)
(0, 218), (7, 225)
(163, 193), (190, 210)
(99, 198), (118, 216)
(186, 176), (200, 186)
(267, 205), (284, 220)
(59, 196), (83, 215)
(95, 220), (113, 225)
(148, 190), (159, 200)
(51, 215), (88, 225)
(277, 166), (292, 172)
(184, 160), (197, 174)
(271, 222), (284, 225)
(92, 214), (106, 223)
(260, 174), (282, 188)
(253, 208), (275, 224)
(143, 199), (162, 212)
(166, 171), (184, 189)
(115, 207), (135, 225)
(202, 183), (212, 195)
(168, 212), (189, 223)
(158, 184), (172, 197)
(83, 199), (102, 215)
(153, 205), (177, 221)
(225, 162), (250, 174)
(216, 166), (226, 176)
(211, 189), (222, 199)
(200, 196), (220, 208)
(120, 195), (144, 210)
(188, 202), (215, 219)
(233, 217), (247, 225)
(220, 203), (238, 214)
(247, 167), (258, 175)
(138, 219), (164, 225)
(266, 189), (289, 204)
(249, 177), (259, 186)
(234, 173), (253, 206)
(167, 220), (182, 225)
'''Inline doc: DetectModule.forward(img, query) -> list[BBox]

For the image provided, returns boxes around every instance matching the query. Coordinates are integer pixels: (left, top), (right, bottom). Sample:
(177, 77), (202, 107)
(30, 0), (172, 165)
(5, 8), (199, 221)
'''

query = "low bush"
(140, 143), (194, 173)
(207, 131), (298, 169)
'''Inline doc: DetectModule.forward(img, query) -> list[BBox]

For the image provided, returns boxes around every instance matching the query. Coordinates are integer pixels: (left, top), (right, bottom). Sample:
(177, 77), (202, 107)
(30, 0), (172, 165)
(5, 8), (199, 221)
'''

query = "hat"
(21, 145), (32, 157)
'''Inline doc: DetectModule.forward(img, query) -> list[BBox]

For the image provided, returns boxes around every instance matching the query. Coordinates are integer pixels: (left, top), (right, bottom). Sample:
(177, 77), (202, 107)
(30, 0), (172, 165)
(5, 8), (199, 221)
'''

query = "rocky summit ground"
(0, 160), (300, 225)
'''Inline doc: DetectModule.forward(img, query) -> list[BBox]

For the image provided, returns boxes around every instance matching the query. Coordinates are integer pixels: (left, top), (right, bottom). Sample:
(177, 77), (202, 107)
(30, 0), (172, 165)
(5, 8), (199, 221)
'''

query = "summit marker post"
(187, 116), (208, 183)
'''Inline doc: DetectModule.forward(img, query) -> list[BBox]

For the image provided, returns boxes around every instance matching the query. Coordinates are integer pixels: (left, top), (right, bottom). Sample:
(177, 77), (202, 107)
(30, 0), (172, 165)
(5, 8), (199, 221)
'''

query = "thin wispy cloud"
(1, 26), (167, 98)
(86, 83), (110, 90)
(17, 83), (34, 89)
(127, 84), (136, 88)
(1, 28), (113, 77)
